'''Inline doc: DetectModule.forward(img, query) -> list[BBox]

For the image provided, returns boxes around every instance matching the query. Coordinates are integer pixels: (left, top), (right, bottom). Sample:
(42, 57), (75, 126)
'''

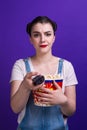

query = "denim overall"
(17, 58), (68, 130)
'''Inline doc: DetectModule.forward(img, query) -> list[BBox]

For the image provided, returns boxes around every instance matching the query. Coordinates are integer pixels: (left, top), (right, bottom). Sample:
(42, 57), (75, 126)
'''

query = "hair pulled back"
(26, 16), (57, 36)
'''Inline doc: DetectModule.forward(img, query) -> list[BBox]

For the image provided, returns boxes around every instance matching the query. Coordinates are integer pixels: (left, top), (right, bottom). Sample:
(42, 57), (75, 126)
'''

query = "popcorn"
(45, 74), (62, 80)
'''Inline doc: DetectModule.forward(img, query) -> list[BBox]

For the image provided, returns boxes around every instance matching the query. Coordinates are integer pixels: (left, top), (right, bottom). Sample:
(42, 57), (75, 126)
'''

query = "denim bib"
(17, 58), (68, 130)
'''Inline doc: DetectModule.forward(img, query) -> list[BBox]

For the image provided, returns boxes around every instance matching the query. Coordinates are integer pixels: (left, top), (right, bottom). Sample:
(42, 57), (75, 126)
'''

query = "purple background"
(0, 0), (87, 130)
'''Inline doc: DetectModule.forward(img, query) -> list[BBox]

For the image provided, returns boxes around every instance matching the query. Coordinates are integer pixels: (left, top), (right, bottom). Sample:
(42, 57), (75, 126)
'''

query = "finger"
(32, 83), (44, 90)
(36, 95), (51, 102)
(35, 90), (51, 98)
(53, 80), (61, 89)
(39, 87), (53, 94)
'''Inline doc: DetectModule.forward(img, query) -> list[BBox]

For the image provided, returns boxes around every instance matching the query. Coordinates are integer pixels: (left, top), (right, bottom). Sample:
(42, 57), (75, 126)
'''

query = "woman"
(10, 16), (78, 130)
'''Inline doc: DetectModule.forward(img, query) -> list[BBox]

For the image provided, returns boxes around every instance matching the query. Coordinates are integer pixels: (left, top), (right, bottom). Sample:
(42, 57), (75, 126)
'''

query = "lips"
(40, 45), (48, 48)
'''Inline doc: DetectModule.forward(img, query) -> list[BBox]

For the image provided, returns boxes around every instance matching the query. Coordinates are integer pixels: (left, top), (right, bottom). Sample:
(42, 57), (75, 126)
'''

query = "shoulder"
(59, 58), (74, 71)
(58, 57), (72, 66)
(10, 58), (28, 81)
(12, 58), (29, 72)
(13, 58), (30, 66)
(63, 59), (72, 66)
(62, 58), (76, 75)
(14, 58), (24, 64)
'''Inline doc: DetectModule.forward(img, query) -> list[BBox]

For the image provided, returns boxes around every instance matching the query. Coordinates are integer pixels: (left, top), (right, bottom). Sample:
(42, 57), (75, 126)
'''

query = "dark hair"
(26, 16), (57, 36)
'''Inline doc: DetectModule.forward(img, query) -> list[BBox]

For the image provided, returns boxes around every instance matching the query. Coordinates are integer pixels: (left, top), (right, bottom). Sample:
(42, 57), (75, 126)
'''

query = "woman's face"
(30, 23), (55, 54)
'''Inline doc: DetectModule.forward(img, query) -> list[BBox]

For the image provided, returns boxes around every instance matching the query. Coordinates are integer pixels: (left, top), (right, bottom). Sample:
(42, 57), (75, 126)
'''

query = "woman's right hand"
(22, 72), (44, 91)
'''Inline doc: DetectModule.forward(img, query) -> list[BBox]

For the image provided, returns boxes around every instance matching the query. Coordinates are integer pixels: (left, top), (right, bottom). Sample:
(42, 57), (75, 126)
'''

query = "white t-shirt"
(10, 57), (78, 124)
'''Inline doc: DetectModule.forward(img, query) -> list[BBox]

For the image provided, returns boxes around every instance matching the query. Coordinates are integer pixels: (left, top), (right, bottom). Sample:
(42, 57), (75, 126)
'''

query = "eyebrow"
(32, 31), (52, 34)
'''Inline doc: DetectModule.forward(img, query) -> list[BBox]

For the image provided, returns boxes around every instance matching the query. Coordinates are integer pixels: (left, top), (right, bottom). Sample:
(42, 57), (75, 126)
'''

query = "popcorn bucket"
(33, 75), (63, 106)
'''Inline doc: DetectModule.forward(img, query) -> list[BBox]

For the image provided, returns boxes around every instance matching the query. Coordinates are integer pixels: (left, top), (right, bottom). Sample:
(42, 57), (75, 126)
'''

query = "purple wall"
(0, 0), (87, 129)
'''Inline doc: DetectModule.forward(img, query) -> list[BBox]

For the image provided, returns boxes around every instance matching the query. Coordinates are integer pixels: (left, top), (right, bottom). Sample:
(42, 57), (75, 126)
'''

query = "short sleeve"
(63, 61), (78, 86)
(10, 59), (26, 83)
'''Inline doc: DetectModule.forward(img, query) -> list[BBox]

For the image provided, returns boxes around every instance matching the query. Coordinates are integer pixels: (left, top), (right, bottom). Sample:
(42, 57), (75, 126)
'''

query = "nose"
(41, 34), (45, 43)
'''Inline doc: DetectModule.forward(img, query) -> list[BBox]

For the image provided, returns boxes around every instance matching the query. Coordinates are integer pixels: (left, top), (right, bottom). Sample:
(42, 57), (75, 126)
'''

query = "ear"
(29, 37), (33, 44)
(53, 36), (55, 43)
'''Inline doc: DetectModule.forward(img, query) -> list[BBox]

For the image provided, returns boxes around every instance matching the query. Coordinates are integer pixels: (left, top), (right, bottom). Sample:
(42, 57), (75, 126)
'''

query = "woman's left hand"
(35, 81), (67, 106)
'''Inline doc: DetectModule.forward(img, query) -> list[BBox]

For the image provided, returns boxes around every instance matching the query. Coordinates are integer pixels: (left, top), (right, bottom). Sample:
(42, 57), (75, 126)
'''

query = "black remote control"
(32, 75), (45, 86)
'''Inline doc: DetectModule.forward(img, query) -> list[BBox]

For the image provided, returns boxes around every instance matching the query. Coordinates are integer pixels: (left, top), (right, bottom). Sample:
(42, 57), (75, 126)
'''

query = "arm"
(60, 61), (77, 116)
(60, 85), (76, 116)
(10, 80), (30, 114)
(10, 72), (42, 114)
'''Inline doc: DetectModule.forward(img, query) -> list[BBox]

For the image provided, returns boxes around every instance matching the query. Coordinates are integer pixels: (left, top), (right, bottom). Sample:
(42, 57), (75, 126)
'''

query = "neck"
(32, 52), (55, 64)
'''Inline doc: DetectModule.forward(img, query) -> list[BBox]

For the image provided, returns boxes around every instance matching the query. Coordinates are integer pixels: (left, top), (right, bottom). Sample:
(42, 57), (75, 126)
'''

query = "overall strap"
(24, 58), (64, 74)
(58, 58), (64, 75)
(23, 58), (31, 72)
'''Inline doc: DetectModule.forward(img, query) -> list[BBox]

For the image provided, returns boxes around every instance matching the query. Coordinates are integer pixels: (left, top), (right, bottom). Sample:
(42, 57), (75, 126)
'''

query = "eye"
(46, 33), (52, 36)
(33, 33), (40, 37)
